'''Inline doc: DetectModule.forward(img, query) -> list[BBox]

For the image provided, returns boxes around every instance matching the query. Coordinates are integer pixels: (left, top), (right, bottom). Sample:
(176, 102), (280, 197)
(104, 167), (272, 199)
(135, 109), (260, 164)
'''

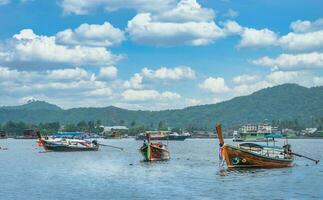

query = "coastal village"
(1, 121), (322, 140)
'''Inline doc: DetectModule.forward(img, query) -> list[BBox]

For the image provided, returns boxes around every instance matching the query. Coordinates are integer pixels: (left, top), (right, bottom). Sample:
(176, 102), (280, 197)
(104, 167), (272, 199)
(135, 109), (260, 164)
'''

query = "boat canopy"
(261, 145), (283, 149)
(239, 143), (264, 149)
(240, 143), (284, 150)
(53, 132), (82, 137)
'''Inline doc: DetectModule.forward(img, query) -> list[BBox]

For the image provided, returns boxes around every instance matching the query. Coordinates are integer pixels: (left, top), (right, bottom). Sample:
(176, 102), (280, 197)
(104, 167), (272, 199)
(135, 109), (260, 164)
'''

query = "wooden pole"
(291, 152), (320, 164)
(216, 124), (224, 146)
(98, 143), (124, 151)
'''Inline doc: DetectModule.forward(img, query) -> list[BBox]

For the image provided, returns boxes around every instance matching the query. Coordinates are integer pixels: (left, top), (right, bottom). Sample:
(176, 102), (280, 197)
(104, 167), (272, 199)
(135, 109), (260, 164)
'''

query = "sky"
(0, 0), (323, 110)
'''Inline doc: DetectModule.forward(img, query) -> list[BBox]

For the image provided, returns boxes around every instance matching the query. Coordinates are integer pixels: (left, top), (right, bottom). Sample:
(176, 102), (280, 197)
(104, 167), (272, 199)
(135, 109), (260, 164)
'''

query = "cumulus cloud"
(252, 52), (323, 70)
(47, 67), (92, 80)
(278, 30), (323, 52)
(222, 20), (243, 35)
(127, 0), (224, 46)
(238, 27), (278, 48)
(0, 29), (122, 67)
(231, 70), (323, 97)
(56, 22), (125, 47)
(0, 0), (9, 5)
(141, 66), (195, 80)
(198, 77), (230, 93)
(232, 74), (261, 84)
(0, 66), (114, 107)
(277, 18), (323, 51)
(127, 13), (224, 46)
(99, 66), (118, 79)
(121, 89), (180, 101)
(122, 66), (196, 90)
(223, 8), (238, 18)
(153, 0), (215, 23)
(60, 0), (176, 15)
(235, 18), (323, 51)
(290, 18), (323, 33)
(123, 73), (143, 89)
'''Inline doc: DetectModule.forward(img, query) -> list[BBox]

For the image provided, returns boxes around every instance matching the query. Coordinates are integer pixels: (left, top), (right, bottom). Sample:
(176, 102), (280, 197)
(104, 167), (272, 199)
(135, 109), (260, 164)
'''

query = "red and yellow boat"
(216, 124), (294, 168)
(139, 133), (170, 161)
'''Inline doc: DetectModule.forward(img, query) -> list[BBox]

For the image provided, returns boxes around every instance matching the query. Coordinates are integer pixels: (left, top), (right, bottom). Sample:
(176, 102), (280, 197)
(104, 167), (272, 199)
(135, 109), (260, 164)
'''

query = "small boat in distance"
(216, 124), (294, 168)
(0, 131), (7, 139)
(136, 131), (190, 141)
(37, 131), (99, 152)
(139, 133), (170, 161)
(15, 129), (37, 139)
(233, 123), (281, 142)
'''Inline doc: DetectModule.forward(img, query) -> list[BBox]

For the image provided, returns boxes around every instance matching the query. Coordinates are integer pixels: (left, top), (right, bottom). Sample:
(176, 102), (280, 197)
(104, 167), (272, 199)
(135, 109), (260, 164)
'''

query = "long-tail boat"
(37, 131), (99, 152)
(216, 124), (294, 168)
(139, 133), (170, 161)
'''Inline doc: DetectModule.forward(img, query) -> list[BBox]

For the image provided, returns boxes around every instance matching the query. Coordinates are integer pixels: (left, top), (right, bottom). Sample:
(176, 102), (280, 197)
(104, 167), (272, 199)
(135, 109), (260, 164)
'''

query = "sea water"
(0, 139), (322, 200)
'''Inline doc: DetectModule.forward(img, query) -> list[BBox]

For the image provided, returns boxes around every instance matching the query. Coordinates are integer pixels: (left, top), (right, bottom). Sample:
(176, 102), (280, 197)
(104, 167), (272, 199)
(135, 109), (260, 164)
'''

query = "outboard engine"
(283, 144), (292, 154)
(92, 140), (98, 146)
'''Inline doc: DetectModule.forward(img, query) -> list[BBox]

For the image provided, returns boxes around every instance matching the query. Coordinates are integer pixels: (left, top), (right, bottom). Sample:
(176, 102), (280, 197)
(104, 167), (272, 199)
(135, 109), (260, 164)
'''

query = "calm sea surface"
(0, 139), (322, 200)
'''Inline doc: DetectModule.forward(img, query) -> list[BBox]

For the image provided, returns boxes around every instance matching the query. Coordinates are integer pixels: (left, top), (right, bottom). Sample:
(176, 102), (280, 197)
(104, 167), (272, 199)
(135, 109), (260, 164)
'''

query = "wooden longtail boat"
(139, 133), (170, 161)
(216, 124), (294, 168)
(37, 131), (99, 152)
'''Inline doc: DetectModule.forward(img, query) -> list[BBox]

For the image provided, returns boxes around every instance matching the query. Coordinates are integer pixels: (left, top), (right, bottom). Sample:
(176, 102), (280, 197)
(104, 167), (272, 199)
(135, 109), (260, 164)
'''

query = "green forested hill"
(1, 84), (322, 129)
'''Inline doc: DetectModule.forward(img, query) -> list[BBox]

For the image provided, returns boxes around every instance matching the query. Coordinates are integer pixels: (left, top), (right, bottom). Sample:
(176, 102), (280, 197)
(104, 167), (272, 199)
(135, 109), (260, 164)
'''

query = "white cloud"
(223, 8), (238, 18)
(123, 73), (143, 89)
(279, 30), (323, 51)
(238, 27), (278, 48)
(127, 13), (224, 46)
(235, 18), (323, 51)
(278, 18), (323, 51)
(0, 66), (114, 107)
(313, 76), (323, 85)
(56, 22), (125, 47)
(252, 52), (323, 70)
(47, 67), (91, 80)
(153, 0), (215, 23)
(230, 70), (323, 97)
(99, 66), (118, 79)
(266, 71), (306, 85)
(290, 18), (323, 33)
(122, 89), (180, 101)
(86, 87), (112, 97)
(13, 29), (37, 40)
(141, 66), (196, 80)
(0, 29), (122, 67)
(232, 74), (261, 84)
(199, 77), (230, 93)
(122, 66), (196, 90)
(127, 0), (224, 46)
(60, 0), (176, 15)
(222, 20), (243, 35)
(0, 0), (9, 5)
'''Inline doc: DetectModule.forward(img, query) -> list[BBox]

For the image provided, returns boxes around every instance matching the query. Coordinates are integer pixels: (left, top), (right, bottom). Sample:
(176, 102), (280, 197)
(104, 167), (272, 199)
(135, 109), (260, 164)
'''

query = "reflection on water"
(0, 138), (322, 200)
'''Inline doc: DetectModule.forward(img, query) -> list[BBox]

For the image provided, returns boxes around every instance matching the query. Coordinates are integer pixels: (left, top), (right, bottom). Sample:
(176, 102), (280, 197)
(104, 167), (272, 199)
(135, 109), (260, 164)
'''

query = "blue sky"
(0, 0), (323, 110)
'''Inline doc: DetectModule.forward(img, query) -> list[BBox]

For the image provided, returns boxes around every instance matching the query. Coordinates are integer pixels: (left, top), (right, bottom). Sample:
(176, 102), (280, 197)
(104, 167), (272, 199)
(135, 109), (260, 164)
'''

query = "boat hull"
(222, 144), (293, 168)
(140, 144), (170, 161)
(42, 141), (99, 152)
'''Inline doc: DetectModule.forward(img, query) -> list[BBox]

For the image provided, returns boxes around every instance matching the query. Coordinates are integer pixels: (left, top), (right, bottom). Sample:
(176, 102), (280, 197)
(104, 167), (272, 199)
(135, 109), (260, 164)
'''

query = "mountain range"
(1, 84), (322, 129)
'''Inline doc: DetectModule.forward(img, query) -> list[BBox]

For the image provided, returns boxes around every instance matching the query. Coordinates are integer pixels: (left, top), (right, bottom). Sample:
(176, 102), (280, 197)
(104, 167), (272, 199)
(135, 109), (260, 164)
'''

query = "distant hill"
(0, 84), (322, 129)
(2, 100), (62, 111)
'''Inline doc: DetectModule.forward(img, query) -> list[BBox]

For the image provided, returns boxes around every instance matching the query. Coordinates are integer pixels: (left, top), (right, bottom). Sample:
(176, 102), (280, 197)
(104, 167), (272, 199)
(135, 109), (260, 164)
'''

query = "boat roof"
(239, 143), (284, 149)
(54, 132), (82, 136)
(239, 143), (264, 149)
